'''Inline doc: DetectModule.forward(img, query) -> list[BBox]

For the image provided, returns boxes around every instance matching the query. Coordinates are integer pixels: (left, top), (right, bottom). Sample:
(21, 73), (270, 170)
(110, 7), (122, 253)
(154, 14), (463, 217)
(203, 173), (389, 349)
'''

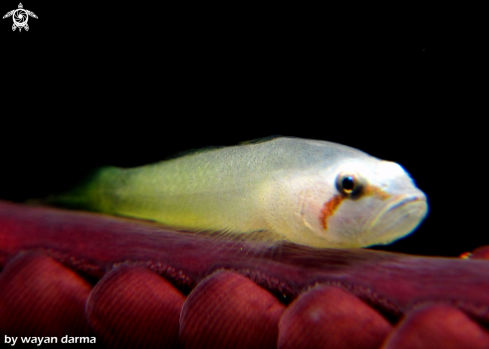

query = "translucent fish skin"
(50, 137), (428, 248)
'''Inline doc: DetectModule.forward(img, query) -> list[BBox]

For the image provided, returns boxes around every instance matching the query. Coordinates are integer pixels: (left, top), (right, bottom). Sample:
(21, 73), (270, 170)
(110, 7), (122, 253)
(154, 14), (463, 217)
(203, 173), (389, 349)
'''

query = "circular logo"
(13, 9), (27, 27)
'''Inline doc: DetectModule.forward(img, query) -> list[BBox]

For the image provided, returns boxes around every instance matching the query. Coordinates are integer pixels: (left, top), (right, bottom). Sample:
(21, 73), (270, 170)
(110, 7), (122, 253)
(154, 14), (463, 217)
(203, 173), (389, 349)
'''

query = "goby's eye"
(336, 172), (364, 198)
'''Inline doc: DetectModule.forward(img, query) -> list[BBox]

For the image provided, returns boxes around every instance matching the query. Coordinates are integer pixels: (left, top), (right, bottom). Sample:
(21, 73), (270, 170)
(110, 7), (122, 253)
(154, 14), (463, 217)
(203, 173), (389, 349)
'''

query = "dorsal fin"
(161, 145), (226, 162)
(238, 135), (287, 145)
(162, 136), (288, 162)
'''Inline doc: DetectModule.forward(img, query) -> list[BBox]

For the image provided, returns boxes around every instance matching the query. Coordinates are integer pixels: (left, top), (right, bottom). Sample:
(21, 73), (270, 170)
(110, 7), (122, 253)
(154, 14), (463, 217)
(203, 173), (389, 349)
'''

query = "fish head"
(297, 158), (428, 248)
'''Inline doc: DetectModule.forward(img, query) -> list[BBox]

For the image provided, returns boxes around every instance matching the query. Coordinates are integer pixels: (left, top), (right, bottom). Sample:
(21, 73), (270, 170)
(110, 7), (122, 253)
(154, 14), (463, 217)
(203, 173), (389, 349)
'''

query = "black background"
(0, 2), (485, 257)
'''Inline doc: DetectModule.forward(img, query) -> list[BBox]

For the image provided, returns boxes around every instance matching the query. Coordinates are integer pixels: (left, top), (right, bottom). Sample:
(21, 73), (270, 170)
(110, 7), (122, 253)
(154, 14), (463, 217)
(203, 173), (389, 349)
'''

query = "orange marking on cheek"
(364, 185), (390, 200)
(320, 194), (345, 230)
(320, 186), (389, 230)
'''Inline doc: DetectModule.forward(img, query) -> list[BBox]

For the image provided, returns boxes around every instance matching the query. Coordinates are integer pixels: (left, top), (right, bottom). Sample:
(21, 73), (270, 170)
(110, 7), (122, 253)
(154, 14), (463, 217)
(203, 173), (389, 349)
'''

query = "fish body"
(50, 137), (428, 248)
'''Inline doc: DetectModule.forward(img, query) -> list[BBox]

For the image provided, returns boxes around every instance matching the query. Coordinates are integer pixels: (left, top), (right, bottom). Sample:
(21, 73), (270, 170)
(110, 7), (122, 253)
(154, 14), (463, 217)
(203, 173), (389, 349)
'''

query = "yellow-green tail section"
(46, 166), (120, 213)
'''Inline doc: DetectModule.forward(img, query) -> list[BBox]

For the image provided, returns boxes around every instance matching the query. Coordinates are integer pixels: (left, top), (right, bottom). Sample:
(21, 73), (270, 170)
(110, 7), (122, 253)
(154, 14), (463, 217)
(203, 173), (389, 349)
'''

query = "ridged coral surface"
(1, 200), (488, 348)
